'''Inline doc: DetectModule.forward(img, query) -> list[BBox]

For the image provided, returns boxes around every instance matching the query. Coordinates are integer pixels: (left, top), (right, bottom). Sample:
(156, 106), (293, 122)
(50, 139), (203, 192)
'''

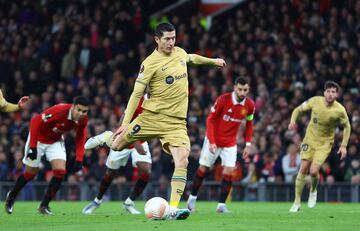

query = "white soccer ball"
(144, 197), (170, 220)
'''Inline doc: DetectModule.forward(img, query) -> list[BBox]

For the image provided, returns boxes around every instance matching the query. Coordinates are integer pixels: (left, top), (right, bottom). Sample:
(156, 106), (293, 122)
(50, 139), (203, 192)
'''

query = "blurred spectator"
(282, 144), (301, 183)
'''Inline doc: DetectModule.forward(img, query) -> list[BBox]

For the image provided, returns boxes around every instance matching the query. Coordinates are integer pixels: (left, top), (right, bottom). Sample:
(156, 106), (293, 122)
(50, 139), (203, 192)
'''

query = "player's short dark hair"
(154, 22), (175, 38)
(324, 81), (340, 92)
(73, 96), (90, 106)
(234, 76), (249, 85)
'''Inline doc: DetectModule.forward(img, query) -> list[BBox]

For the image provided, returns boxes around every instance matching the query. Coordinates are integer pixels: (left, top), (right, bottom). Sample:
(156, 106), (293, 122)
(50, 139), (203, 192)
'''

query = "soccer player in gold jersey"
(0, 89), (29, 112)
(288, 81), (351, 212)
(105, 22), (226, 220)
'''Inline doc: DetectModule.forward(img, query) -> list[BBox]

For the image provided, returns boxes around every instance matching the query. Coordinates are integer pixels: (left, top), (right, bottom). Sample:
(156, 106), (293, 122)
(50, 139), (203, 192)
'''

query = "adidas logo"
(228, 109), (233, 113)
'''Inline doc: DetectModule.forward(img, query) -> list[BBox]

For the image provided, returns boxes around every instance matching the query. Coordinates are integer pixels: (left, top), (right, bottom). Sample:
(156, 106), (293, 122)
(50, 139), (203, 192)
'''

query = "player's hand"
(27, 147), (37, 160)
(74, 161), (83, 172)
(134, 141), (146, 155)
(215, 58), (226, 68)
(243, 146), (252, 159)
(209, 143), (217, 154)
(288, 122), (297, 131)
(18, 96), (29, 109)
(337, 145), (347, 160)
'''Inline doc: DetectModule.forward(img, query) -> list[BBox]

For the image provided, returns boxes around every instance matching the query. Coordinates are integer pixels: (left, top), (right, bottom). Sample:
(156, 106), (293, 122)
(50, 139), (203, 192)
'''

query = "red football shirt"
(206, 92), (255, 147)
(29, 104), (88, 161)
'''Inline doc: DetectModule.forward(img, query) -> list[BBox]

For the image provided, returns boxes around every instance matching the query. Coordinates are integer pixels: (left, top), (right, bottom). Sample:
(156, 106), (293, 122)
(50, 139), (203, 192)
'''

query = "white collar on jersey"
(232, 92), (246, 105)
(67, 108), (73, 120)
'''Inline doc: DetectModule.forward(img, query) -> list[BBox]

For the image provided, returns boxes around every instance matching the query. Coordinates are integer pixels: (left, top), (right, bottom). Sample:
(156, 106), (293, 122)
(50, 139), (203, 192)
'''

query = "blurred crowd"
(0, 0), (359, 193)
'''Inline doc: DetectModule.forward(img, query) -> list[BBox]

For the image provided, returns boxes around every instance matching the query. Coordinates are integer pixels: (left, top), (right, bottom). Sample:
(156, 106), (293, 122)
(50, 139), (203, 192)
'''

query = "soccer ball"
(144, 197), (170, 220)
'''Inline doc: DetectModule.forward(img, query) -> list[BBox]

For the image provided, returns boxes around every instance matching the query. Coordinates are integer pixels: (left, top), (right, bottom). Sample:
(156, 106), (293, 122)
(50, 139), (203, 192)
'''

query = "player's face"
(155, 31), (176, 55)
(234, 83), (249, 102)
(71, 104), (88, 121)
(324, 87), (338, 104)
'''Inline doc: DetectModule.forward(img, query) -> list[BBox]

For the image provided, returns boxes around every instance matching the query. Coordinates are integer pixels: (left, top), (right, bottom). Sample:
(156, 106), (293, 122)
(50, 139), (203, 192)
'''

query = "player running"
(288, 81), (351, 212)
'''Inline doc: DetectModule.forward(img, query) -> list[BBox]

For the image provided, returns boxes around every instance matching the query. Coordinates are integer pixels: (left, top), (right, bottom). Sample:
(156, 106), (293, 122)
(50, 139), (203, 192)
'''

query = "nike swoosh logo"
(161, 67), (168, 71)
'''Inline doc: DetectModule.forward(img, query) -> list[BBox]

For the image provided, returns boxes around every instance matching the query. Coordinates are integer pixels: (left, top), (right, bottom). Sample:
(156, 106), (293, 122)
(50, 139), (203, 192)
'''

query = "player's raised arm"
(289, 97), (314, 130)
(120, 82), (147, 127)
(0, 89), (29, 112)
(116, 63), (153, 135)
(187, 54), (226, 67)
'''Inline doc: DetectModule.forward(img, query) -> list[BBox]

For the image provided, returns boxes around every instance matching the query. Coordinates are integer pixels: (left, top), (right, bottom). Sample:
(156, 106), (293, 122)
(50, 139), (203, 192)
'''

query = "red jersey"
(206, 92), (255, 147)
(29, 104), (88, 161)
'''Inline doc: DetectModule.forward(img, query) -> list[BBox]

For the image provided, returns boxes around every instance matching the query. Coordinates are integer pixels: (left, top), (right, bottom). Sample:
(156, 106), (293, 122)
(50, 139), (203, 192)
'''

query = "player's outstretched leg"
(85, 131), (113, 149)
(82, 198), (102, 214)
(187, 167), (207, 212)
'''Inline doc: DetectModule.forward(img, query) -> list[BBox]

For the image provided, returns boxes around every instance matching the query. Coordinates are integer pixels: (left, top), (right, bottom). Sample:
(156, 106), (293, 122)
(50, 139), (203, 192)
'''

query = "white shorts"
(199, 137), (237, 168)
(106, 142), (152, 169)
(23, 134), (67, 168)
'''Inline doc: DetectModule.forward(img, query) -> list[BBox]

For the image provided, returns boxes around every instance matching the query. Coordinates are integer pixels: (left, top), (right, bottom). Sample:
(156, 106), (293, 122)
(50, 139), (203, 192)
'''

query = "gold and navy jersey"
(291, 96), (350, 145)
(0, 89), (19, 112)
(136, 46), (189, 118)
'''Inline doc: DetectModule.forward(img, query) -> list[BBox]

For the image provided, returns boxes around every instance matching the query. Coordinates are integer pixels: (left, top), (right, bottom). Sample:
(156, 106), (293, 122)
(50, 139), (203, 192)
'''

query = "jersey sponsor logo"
(41, 113), (53, 122)
(175, 73), (187, 80)
(223, 114), (242, 123)
(165, 76), (174, 84)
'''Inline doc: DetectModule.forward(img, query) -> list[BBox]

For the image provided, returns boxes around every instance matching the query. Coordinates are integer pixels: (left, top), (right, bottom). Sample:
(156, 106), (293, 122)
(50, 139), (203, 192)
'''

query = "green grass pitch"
(1, 202), (359, 231)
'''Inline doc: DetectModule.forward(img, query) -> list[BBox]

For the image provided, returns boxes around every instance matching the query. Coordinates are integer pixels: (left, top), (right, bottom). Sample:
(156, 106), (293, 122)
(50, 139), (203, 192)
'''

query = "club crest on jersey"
(241, 108), (247, 115)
